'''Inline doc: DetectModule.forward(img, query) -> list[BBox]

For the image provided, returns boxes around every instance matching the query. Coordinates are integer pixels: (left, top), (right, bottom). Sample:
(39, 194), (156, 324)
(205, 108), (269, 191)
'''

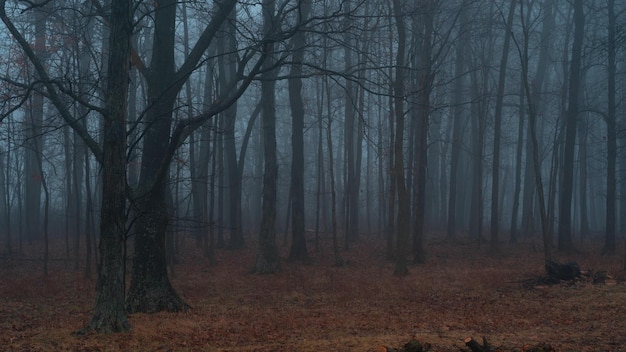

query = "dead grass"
(1, 237), (626, 351)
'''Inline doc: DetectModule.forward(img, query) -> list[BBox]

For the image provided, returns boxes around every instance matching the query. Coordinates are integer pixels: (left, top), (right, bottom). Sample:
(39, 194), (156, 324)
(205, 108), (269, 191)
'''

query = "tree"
(82, 0), (132, 332)
(490, 0), (516, 252)
(287, 0), (312, 263)
(392, 0), (409, 276)
(23, 4), (46, 243)
(253, 0), (280, 274)
(447, 3), (469, 240)
(217, 6), (244, 250)
(604, 0), (617, 254)
(411, 0), (435, 264)
(1, 0), (132, 332)
(558, 0), (584, 252)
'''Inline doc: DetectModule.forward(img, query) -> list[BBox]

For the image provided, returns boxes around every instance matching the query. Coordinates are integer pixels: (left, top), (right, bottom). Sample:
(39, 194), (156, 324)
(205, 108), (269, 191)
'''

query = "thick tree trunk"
(126, 192), (188, 313)
(82, 0), (132, 333)
(126, 0), (184, 313)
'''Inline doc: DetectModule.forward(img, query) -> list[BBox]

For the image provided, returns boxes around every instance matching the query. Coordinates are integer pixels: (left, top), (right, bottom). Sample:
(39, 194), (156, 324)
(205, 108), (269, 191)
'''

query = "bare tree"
(254, 0), (280, 274)
(558, 0), (584, 252)
(489, 0), (516, 252)
(392, 0), (409, 276)
(604, 0), (617, 254)
(287, 0), (312, 263)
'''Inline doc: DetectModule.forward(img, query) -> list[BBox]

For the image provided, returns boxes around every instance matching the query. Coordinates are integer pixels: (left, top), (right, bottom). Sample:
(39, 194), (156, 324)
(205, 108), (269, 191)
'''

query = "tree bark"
(217, 8), (244, 249)
(287, 0), (312, 263)
(411, 1), (433, 264)
(253, 0), (280, 274)
(23, 6), (46, 242)
(126, 0), (239, 312)
(392, 0), (409, 276)
(126, 0), (188, 313)
(447, 7), (469, 240)
(558, 0), (584, 252)
(490, 1), (516, 252)
(604, 0), (617, 253)
(82, 0), (132, 332)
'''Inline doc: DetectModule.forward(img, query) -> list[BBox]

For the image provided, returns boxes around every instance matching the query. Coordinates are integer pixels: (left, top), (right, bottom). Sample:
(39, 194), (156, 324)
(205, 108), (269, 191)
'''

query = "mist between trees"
(0, 0), (624, 332)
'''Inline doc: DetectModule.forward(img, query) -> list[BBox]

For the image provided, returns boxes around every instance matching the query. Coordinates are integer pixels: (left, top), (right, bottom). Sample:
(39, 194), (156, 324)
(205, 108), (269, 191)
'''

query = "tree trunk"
(604, 0), (617, 253)
(287, 0), (311, 263)
(510, 80), (525, 243)
(126, 0), (186, 313)
(327, 93), (344, 267)
(490, 0), (516, 252)
(520, 0), (555, 240)
(343, 0), (360, 249)
(558, 0), (584, 252)
(411, 2), (433, 264)
(392, 0), (409, 276)
(81, 0), (132, 332)
(0, 149), (8, 254)
(23, 7), (46, 242)
(217, 8), (244, 249)
(253, 0), (280, 274)
(447, 7), (469, 240)
(516, 0), (552, 272)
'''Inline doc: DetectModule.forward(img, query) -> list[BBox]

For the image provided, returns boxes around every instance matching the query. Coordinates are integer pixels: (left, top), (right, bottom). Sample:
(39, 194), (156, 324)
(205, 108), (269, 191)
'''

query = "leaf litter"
(1, 238), (626, 351)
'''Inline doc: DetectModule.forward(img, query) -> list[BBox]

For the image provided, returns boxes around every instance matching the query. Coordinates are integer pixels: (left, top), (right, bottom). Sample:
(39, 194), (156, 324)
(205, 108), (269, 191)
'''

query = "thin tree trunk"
(490, 1), (516, 252)
(558, 0), (584, 252)
(447, 7), (469, 240)
(23, 6), (46, 242)
(287, 0), (311, 262)
(253, 0), (280, 274)
(392, 0), (409, 276)
(327, 94), (344, 267)
(604, 0), (617, 253)
(510, 76), (526, 243)
(411, 2), (433, 264)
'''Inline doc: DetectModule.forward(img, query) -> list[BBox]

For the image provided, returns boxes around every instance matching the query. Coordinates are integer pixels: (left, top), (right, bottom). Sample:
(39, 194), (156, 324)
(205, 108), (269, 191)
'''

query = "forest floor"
(1, 235), (626, 352)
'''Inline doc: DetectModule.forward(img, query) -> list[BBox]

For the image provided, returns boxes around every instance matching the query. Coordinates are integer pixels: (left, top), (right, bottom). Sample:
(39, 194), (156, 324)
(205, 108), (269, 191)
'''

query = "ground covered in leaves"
(1, 236), (626, 351)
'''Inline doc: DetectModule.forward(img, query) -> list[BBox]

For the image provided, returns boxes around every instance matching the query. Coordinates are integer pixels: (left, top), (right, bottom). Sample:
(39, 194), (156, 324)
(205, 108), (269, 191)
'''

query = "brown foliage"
(1, 238), (626, 351)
